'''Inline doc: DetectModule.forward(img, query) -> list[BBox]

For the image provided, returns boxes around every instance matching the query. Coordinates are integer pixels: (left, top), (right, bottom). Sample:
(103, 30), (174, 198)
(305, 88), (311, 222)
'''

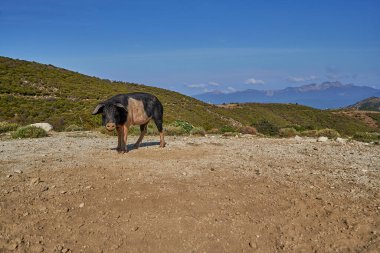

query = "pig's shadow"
(111, 141), (161, 152)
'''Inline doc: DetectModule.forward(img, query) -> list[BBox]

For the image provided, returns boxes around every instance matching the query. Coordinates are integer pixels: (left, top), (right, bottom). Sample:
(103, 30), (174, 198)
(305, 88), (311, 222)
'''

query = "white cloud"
(186, 83), (207, 88)
(287, 75), (318, 83)
(186, 81), (220, 89)
(208, 81), (220, 86)
(245, 78), (265, 85)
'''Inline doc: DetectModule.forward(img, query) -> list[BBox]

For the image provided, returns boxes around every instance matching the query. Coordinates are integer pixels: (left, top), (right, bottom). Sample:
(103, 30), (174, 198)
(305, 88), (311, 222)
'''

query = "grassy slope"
(214, 103), (378, 136)
(0, 56), (377, 135)
(0, 56), (227, 130)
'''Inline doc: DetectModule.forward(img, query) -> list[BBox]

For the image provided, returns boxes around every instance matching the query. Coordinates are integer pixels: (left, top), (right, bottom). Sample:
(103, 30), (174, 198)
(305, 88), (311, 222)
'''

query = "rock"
(29, 123), (53, 132)
(317, 136), (328, 142)
(30, 244), (44, 253)
(336, 137), (347, 144)
(294, 135), (302, 141)
(79, 202), (85, 208)
(249, 241), (257, 249)
(6, 174), (12, 178)
(30, 177), (41, 185)
(41, 186), (49, 192)
(60, 190), (67, 194)
(14, 169), (23, 174)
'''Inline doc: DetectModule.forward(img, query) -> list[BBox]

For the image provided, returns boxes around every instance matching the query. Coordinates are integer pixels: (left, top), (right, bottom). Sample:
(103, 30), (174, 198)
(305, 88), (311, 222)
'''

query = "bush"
(207, 128), (220, 134)
(0, 122), (19, 133)
(190, 126), (206, 136)
(173, 120), (193, 133)
(239, 126), (257, 135)
(317, 128), (340, 139)
(279, 128), (299, 138)
(220, 125), (236, 133)
(164, 125), (187, 136)
(11, 126), (48, 139)
(252, 120), (279, 136)
(65, 124), (83, 132)
(353, 132), (380, 143)
(300, 130), (319, 137)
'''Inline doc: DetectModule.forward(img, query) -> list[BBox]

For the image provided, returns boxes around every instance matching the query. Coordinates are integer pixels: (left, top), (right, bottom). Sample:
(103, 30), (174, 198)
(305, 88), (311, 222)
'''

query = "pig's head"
(92, 103), (127, 131)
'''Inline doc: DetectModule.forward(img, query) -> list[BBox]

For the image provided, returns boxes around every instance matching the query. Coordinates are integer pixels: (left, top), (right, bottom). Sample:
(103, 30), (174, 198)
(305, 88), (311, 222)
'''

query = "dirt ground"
(0, 132), (379, 253)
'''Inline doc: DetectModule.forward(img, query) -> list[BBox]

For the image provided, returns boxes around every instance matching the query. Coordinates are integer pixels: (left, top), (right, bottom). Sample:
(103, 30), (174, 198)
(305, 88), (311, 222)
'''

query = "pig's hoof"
(133, 143), (140, 149)
(160, 142), (166, 148)
(117, 148), (127, 153)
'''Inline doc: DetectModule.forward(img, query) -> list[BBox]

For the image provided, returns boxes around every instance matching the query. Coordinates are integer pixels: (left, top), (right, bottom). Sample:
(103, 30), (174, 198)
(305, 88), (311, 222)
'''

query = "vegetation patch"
(300, 130), (319, 137)
(279, 128), (299, 138)
(65, 124), (83, 132)
(252, 120), (279, 136)
(352, 132), (380, 143)
(164, 125), (188, 136)
(190, 126), (206, 136)
(316, 128), (340, 139)
(11, 126), (48, 139)
(0, 121), (19, 133)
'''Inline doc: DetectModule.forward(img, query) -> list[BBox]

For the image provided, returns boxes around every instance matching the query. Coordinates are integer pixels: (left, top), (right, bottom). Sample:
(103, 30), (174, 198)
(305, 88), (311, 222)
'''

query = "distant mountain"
(346, 97), (380, 111)
(194, 82), (380, 109)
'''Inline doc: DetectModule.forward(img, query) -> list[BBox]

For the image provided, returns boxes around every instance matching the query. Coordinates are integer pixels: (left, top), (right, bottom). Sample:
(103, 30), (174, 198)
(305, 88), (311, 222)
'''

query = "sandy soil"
(0, 132), (379, 252)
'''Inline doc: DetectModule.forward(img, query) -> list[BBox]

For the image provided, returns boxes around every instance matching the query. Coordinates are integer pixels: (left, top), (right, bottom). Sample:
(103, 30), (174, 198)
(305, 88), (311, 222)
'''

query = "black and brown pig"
(92, 93), (165, 152)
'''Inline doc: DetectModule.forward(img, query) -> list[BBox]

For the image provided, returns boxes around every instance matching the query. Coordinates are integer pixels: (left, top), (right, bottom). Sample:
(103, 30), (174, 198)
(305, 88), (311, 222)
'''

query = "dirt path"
(0, 132), (379, 252)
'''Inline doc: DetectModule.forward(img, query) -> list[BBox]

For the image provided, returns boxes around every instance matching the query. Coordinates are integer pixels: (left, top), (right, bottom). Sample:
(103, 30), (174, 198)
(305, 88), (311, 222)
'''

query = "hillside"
(346, 97), (380, 111)
(0, 56), (228, 131)
(0, 56), (378, 135)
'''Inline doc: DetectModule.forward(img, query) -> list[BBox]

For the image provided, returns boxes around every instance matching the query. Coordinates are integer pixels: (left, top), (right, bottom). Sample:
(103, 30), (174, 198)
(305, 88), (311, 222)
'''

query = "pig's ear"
(92, 104), (104, 115)
(115, 103), (127, 112)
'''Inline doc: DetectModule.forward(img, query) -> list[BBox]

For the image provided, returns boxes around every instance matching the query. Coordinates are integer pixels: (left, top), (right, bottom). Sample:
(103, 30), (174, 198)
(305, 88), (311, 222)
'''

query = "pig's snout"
(106, 123), (116, 131)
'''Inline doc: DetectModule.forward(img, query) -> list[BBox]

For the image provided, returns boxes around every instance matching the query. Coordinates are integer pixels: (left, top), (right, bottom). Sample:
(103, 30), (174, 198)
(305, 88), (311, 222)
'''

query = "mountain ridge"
(194, 82), (380, 109)
(346, 96), (380, 111)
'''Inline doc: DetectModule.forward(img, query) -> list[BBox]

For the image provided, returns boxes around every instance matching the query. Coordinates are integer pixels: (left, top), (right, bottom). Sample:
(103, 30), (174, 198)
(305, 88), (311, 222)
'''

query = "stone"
(336, 137), (347, 144)
(29, 123), (53, 132)
(30, 177), (41, 185)
(317, 136), (328, 142)
(79, 202), (85, 208)
(294, 135), (302, 141)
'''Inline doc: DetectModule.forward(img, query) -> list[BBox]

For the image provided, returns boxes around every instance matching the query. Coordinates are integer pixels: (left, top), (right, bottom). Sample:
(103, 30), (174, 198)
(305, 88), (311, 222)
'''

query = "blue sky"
(1, 0), (379, 95)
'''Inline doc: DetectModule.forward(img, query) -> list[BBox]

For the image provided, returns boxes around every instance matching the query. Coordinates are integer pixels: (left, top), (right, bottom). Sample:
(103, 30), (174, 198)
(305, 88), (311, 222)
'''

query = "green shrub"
(353, 132), (380, 143)
(164, 125), (187, 136)
(252, 120), (279, 136)
(220, 125), (236, 133)
(300, 130), (319, 137)
(279, 128), (299, 138)
(0, 122), (19, 133)
(146, 124), (159, 135)
(65, 124), (83, 132)
(287, 124), (314, 132)
(207, 128), (220, 134)
(317, 128), (340, 139)
(239, 126), (257, 135)
(173, 120), (193, 133)
(190, 126), (206, 136)
(11, 126), (48, 139)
